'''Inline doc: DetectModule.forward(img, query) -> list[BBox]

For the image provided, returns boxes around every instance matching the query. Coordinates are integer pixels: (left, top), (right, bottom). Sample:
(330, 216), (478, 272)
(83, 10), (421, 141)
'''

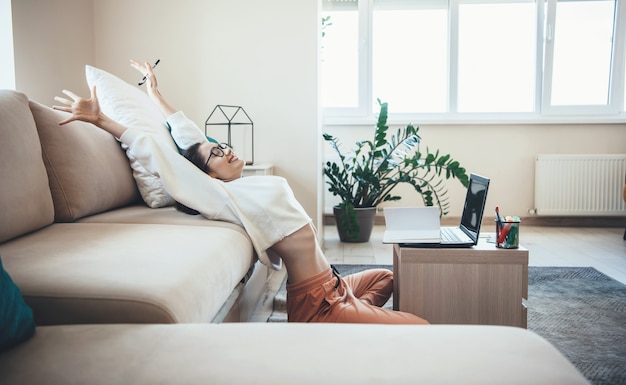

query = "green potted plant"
(323, 100), (469, 242)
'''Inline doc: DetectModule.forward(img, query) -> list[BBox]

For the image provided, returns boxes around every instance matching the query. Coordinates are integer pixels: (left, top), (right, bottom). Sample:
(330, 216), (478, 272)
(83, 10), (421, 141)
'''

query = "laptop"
(383, 173), (490, 248)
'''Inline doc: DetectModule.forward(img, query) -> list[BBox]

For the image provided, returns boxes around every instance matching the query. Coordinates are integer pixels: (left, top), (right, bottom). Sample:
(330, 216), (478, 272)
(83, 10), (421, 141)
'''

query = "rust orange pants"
(286, 266), (429, 324)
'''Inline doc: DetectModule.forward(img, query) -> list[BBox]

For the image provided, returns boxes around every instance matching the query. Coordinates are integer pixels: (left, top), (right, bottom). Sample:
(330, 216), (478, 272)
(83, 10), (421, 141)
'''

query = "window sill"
(323, 113), (626, 126)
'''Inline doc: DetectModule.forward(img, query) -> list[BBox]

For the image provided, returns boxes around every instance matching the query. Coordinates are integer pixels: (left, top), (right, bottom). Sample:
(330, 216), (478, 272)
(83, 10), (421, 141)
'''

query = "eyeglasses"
(203, 142), (230, 172)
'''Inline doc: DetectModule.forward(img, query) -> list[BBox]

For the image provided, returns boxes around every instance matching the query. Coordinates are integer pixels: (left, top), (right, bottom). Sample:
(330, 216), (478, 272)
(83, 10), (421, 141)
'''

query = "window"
(321, 2), (360, 108)
(457, 1), (536, 113)
(544, 0), (619, 113)
(372, 1), (448, 113)
(321, 0), (626, 121)
(0, 0), (15, 90)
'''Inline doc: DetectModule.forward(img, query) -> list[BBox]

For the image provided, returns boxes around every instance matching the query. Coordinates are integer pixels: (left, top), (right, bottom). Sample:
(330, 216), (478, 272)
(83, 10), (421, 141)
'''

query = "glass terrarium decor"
(205, 105), (254, 165)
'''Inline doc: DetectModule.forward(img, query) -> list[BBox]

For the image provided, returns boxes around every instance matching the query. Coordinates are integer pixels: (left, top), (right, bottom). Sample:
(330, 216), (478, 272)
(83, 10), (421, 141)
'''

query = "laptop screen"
(459, 174), (490, 242)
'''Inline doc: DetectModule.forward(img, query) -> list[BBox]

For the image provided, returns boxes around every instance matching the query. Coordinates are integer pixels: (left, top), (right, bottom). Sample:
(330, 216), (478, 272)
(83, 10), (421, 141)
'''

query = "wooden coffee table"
(393, 239), (529, 328)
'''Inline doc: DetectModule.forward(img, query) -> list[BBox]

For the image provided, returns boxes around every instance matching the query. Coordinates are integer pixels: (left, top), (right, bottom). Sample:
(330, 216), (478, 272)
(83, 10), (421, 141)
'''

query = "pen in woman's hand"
(138, 59), (160, 86)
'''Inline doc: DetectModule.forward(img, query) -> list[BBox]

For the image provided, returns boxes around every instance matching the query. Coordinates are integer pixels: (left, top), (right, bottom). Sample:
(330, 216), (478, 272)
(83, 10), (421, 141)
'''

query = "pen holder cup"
(495, 219), (520, 249)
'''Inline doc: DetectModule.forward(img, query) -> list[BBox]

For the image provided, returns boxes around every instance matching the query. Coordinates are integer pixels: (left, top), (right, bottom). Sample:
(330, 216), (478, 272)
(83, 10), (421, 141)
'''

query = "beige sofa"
(0, 89), (267, 324)
(0, 89), (589, 384)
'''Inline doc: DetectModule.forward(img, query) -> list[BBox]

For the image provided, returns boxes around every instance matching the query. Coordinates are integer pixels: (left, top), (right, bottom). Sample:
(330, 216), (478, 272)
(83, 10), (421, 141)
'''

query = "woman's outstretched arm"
(53, 86), (127, 139)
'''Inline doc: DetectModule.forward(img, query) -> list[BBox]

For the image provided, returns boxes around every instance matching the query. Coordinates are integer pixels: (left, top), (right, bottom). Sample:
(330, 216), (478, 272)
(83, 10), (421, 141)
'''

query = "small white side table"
(242, 163), (273, 177)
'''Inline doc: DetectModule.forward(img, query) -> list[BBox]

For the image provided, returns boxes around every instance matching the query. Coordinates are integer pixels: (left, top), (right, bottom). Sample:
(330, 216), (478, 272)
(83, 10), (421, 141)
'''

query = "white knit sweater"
(119, 111), (311, 270)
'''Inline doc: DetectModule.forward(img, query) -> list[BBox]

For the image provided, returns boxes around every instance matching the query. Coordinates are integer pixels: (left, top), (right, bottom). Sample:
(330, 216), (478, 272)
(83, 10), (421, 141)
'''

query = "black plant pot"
(333, 206), (377, 243)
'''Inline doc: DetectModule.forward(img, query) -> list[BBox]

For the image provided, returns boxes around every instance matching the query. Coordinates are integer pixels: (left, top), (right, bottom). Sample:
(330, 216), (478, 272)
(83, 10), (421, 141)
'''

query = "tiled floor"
(249, 225), (626, 321)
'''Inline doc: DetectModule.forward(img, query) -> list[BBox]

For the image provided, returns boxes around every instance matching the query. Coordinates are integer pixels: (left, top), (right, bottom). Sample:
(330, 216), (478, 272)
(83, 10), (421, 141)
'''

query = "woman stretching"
(53, 60), (428, 325)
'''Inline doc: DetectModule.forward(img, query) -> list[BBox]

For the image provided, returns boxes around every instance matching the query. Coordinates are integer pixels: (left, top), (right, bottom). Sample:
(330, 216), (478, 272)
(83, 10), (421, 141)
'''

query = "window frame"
(321, 0), (626, 124)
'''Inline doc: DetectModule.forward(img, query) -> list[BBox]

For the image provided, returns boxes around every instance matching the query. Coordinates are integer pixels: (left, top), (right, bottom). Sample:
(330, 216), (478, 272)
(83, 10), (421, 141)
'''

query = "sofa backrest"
(30, 100), (140, 222)
(0, 91), (55, 243)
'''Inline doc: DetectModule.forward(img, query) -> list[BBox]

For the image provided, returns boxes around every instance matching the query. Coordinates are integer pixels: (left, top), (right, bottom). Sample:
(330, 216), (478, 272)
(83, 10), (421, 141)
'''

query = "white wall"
(11, 0), (322, 228)
(324, 122), (626, 219)
(12, 0), (95, 102)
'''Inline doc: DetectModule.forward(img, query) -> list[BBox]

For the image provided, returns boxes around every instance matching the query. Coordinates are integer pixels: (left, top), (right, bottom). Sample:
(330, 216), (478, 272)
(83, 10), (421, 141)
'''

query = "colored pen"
(138, 59), (160, 86)
(495, 206), (503, 226)
(495, 206), (504, 243)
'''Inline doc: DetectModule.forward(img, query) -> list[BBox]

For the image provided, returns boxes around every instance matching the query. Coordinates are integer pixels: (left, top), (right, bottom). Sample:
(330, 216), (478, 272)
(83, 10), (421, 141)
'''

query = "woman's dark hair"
(175, 201), (200, 215)
(174, 142), (206, 216)
(183, 142), (207, 172)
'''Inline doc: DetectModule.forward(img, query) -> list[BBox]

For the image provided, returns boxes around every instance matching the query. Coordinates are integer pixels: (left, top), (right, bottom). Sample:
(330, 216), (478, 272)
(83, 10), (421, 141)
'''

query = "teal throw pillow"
(0, 256), (35, 351)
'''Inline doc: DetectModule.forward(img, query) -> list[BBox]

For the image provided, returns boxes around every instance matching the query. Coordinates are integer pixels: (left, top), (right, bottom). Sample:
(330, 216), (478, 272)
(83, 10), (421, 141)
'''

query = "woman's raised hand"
(53, 86), (127, 138)
(130, 59), (159, 93)
(53, 86), (101, 126)
(129, 59), (177, 117)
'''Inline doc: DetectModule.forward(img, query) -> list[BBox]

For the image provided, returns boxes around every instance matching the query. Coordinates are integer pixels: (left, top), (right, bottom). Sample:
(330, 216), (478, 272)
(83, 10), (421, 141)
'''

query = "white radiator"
(534, 154), (626, 216)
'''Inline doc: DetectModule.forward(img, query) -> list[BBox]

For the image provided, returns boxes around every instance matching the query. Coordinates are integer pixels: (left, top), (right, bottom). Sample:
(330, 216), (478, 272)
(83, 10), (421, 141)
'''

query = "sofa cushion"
(0, 222), (254, 325)
(77, 205), (248, 233)
(0, 256), (35, 351)
(0, 90), (54, 243)
(0, 324), (590, 385)
(30, 101), (139, 222)
(85, 65), (178, 208)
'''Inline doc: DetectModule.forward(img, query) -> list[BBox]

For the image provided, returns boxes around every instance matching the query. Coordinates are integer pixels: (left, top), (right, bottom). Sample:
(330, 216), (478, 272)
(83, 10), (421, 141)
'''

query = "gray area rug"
(268, 265), (626, 385)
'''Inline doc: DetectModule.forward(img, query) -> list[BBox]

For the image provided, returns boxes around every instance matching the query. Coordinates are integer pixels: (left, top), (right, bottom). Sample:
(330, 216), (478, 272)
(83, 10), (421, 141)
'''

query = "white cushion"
(85, 65), (176, 208)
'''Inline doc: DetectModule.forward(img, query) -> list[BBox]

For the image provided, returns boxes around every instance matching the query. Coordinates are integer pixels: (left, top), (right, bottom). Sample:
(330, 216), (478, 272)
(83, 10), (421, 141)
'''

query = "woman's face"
(199, 142), (245, 181)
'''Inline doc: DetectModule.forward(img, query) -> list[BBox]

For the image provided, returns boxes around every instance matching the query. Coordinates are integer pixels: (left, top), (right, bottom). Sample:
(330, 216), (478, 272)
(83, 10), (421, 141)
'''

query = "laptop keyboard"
(441, 227), (462, 242)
